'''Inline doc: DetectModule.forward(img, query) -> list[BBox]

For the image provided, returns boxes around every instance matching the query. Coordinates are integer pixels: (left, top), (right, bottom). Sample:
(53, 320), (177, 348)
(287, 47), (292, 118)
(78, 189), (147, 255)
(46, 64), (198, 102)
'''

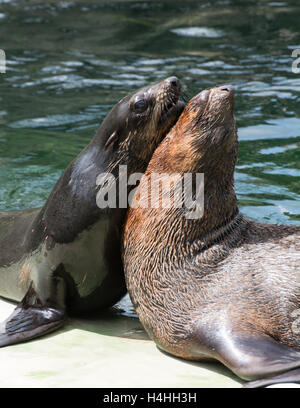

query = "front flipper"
(0, 284), (65, 348)
(244, 368), (300, 388)
(192, 322), (300, 388)
(219, 334), (300, 384)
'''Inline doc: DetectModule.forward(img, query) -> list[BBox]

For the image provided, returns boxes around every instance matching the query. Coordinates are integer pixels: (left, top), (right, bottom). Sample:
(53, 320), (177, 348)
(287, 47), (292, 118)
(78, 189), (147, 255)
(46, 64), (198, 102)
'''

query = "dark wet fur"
(0, 77), (184, 347)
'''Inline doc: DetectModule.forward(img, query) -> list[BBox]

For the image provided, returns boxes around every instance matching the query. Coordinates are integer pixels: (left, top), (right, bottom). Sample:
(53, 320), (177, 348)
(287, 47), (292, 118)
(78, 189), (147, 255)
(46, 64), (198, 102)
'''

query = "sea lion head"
(160, 85), (237, 175)
(95, 76), (185, 174)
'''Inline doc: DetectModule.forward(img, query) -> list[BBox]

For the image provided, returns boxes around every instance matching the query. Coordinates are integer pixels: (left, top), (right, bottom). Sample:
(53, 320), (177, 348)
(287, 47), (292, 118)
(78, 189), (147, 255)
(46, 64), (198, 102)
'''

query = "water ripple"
(171, 27), (224, 38)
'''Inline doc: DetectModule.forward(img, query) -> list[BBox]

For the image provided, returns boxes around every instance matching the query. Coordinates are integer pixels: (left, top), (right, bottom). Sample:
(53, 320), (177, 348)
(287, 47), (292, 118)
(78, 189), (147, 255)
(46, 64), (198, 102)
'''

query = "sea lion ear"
(104, 130), (119, 149)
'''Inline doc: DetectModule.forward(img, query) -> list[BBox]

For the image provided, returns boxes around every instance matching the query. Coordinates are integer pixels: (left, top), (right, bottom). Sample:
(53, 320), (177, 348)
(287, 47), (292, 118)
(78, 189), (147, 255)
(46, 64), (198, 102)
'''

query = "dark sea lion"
(0, 76), (185, 347)
(122, 85), (300, 387)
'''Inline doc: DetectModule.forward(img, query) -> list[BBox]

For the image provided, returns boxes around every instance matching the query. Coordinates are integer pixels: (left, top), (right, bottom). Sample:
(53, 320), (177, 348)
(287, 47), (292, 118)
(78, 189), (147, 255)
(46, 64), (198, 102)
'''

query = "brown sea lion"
(0, 76), (185, 348)
(122, 85), (300, 387)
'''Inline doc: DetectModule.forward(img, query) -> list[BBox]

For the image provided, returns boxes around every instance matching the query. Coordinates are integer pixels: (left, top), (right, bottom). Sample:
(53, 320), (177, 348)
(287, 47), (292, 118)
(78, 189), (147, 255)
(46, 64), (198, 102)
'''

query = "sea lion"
(0, 76), (185, 347)
(122, 85), (300, 387)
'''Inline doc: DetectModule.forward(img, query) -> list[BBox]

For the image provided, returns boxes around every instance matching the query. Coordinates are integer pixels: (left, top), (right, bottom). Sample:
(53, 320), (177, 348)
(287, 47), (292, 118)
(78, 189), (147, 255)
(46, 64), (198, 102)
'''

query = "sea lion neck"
(130, 157), (240, 252)
(142, 132), (239, 244)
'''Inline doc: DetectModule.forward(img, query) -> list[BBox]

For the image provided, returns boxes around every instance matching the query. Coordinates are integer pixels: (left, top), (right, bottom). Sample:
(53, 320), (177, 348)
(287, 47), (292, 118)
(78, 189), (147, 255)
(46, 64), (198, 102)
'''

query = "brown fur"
(122, 86), (300, 372)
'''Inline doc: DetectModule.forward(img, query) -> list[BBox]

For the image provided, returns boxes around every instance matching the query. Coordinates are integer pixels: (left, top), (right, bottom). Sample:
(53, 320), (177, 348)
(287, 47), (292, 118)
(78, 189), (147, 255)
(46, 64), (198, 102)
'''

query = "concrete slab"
(0, 295), (242, 388)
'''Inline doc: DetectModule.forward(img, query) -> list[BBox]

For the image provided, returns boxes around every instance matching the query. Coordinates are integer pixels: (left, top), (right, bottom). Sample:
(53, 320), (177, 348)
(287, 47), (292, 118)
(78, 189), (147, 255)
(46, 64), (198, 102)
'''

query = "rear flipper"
(244, 368), (300, 388)
(192, 322), (300, 388)
(0, 283), (66, 348)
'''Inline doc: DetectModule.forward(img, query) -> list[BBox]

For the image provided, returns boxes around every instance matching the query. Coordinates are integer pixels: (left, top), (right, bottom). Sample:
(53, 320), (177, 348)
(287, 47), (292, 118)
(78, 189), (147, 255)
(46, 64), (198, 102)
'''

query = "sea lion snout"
(218, 84), (234, 95)
(175, 84), (235, 137)
(154, 77), (185, 129)
(202, 84), (234, 104)
(165, 76), (181, 91)
(214, 84), (235, 105)
(157, 84), (238, 173)
(192, 85), (234, 109)
(191, 84), (235, 124)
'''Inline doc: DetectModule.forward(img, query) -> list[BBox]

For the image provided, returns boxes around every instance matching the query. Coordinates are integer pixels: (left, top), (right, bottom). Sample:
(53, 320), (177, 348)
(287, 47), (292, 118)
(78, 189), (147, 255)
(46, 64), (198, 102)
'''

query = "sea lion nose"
(219, 85), (234, 95)
(166, 76), (181, 89)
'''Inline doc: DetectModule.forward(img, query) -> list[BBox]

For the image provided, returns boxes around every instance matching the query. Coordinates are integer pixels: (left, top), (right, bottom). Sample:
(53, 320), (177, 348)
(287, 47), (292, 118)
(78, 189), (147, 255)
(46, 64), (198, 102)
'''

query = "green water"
(0, 1), (299, 220)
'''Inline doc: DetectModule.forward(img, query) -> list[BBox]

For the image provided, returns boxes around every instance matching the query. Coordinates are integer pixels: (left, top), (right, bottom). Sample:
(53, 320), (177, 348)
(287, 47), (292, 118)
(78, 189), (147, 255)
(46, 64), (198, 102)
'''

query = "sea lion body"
(0, 76), (184, 347)
(122, 86), (300, 387)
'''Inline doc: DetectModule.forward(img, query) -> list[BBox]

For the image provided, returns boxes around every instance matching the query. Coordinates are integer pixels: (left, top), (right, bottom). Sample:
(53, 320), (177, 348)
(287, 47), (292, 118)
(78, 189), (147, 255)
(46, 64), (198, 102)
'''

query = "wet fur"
(0, 77), (184, 348)
(122, 87), (300, 384)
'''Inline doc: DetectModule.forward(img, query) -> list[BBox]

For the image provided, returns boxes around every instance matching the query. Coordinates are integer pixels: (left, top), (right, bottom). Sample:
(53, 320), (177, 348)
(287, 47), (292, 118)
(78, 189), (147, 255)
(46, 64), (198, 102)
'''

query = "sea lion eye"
(134, 99), (148, 113)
